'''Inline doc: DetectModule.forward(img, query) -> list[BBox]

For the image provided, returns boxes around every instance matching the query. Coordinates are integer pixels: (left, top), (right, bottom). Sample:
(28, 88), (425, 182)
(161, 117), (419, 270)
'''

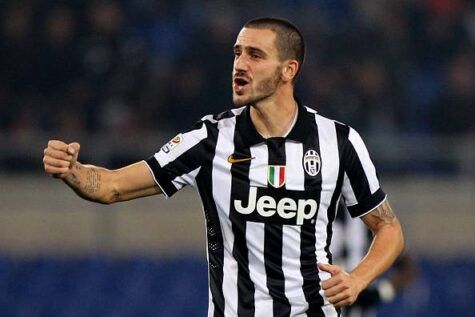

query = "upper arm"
(360, 198), (399, 233)
(111, 161), (162, 202)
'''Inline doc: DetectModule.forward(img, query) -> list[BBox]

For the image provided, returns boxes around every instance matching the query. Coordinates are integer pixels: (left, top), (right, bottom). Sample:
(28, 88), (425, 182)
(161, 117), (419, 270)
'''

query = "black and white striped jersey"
(145, 102), (386, 317)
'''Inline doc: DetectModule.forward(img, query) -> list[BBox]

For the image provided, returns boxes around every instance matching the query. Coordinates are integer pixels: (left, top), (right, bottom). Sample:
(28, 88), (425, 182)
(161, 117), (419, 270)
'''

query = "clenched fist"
(43, 140), (80, 178)
(318, 262), (362, 307)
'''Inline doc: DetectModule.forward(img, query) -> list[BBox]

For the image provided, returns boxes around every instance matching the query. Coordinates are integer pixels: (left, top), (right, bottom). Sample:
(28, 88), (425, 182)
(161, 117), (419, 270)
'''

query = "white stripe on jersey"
(283, 142), (308, 315)
(322, 304), (340, 317)
(342, 172), (358, 207)
(282, 225), (306, 316)
(207, 289), (214, 317)
(154, 123), (207, 167)
(249, 144), (268, 187)
(171, 166), (201, 190)
(285, 142), (305, 191)
(315, 115), (340, 314)
(348, 128), (380, 194)
(246, 222), (272, 317)
(247, 144), (272, 317)
(212, 117), (238, 317)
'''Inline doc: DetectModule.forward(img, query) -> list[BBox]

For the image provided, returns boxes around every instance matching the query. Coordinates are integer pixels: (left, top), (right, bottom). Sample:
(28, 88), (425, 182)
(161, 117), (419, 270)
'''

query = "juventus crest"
(303, 150), (321, 176)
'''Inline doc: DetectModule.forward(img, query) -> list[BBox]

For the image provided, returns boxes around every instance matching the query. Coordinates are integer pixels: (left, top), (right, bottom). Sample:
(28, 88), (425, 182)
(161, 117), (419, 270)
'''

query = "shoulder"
(302, 105), (370, 150)
(199, 106), (246, 127)
(303, 105), (352, 135)
(199, 106), (246, 123)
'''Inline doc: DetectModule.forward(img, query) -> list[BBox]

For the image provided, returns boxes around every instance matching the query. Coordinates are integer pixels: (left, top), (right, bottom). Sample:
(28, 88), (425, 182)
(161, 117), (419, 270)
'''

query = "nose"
(234, 54), (249, 72)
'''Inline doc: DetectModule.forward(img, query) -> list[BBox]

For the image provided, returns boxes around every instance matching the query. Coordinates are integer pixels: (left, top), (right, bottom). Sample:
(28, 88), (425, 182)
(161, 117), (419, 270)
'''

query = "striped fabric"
(145, 103), (386, 317)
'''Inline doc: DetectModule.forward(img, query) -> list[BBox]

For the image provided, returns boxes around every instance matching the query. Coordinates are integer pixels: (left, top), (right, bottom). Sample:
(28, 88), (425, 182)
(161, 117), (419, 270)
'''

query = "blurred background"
(0, 0), (474, 316)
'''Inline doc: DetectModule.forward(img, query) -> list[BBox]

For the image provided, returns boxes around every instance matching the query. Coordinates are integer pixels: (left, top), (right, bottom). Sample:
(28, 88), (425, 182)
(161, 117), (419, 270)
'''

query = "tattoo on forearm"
(84, 169), (101, 194)
(112, 190), (121, 202)
(69, 173), (81, 187)
(370, 200), (395, 224)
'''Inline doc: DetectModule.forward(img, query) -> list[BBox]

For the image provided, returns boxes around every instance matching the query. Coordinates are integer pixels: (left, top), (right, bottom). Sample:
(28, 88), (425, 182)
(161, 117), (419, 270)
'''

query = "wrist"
(349, 270), (371, 294)
(63, 162), (82, 185)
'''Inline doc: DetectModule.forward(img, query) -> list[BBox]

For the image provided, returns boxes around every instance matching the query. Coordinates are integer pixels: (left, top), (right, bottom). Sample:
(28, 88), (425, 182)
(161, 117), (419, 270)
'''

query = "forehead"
(235, 27), (277, 53)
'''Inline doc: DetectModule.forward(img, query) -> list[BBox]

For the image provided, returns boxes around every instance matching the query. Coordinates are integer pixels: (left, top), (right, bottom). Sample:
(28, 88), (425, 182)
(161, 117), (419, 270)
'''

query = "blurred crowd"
(0, 0), (474, 135)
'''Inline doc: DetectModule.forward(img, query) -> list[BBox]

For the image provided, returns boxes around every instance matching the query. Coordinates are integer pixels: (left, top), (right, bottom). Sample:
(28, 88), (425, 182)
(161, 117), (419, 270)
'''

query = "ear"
(281, 60), (299, 83)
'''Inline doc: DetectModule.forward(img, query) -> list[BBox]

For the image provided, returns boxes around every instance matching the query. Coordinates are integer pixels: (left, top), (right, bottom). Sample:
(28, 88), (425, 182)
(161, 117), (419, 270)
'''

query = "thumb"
(317, 262), (341, 276)
(67, 142), (81, 159)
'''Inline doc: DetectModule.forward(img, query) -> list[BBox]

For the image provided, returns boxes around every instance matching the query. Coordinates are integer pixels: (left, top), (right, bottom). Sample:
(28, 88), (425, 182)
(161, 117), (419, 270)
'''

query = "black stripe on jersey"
(341, 130), (385, 217)
(230, 114), (255, 316)
(195, 123), (225, 317)
(146, 122), (208, 197)
(213, 109), (238, 121)
(145, 156), (178, 196)
(323, 123), (348, 264)
(300, 112), (325, 316)
(265, 138), (291, 317)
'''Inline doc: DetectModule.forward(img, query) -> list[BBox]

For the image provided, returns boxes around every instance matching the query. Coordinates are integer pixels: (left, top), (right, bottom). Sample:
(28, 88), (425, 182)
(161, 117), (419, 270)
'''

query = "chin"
(233, 100), (247, 107)
(232, 95), (249, 107)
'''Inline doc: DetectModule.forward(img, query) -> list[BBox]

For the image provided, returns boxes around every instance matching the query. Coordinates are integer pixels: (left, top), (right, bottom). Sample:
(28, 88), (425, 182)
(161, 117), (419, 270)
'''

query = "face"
(232, 27), (284, 106)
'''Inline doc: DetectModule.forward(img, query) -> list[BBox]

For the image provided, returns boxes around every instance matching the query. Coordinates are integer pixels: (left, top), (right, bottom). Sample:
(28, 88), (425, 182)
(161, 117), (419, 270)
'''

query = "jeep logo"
(234, 187), (318, 225)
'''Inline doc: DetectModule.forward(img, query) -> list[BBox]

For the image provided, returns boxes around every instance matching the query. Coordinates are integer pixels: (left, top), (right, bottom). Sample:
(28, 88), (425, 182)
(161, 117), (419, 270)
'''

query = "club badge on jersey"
(268, 165), (286, 188)
(161, 134), (183, 153)
(303, 150), (321, 176)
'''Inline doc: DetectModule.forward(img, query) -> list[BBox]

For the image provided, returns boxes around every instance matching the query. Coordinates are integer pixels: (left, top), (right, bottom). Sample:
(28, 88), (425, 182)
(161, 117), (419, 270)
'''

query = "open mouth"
(233, 77), (250, 92)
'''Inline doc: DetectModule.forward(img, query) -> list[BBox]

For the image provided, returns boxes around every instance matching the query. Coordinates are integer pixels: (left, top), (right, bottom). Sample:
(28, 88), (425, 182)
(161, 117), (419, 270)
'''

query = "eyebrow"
(233, 45), (268, 57)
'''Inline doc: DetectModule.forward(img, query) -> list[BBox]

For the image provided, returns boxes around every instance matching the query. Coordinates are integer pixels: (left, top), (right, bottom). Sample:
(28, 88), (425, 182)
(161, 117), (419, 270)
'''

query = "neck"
(250, 88), (297, 138)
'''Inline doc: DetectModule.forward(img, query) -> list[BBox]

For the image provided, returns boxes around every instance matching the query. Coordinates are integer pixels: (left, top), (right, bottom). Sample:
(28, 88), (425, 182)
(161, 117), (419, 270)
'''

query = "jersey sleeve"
(340, 127), (386, 218)
(144, 120), (210, 198)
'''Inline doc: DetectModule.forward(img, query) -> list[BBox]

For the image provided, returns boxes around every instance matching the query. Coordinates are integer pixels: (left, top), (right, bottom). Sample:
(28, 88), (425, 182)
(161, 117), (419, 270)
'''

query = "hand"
(43, 140), (80, 179)
(318, 262), (362, 307)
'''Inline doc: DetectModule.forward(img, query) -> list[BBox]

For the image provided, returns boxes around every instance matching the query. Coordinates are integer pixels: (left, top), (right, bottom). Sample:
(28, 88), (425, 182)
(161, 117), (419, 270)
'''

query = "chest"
(211, 139), (341, 226)
(219, 139), (339, 191)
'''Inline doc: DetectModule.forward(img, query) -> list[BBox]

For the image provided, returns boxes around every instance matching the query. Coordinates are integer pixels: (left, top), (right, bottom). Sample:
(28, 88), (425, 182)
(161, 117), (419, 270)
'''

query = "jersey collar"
(238, 98), (311, 147)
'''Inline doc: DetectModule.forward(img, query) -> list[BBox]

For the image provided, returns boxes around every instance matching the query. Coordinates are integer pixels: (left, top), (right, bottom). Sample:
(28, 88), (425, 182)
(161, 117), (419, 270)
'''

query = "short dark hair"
(244, 17), (305, 81)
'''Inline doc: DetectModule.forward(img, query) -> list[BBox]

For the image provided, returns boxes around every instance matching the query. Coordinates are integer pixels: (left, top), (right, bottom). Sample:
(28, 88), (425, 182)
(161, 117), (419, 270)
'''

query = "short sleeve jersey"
(145, 103), (386, 317)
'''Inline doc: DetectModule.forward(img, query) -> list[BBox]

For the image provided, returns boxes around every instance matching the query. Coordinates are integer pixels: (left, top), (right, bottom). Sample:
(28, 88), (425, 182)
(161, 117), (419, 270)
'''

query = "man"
(43, 17), (404, 317)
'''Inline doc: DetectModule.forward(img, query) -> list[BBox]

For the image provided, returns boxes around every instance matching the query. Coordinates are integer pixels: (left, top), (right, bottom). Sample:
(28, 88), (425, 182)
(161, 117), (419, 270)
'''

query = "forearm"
(63, 162), (118, 204)
(350, 219), (404, 292)
(44, 141), (160, 203)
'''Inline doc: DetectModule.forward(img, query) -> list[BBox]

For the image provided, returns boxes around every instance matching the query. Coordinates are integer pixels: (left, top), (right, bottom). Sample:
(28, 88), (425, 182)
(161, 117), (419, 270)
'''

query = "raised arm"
(43, 140), (161, 204)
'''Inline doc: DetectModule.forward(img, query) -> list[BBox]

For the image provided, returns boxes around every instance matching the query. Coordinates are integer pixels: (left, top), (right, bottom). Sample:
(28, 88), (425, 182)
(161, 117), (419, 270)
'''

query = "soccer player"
(43, 17), (404, 317)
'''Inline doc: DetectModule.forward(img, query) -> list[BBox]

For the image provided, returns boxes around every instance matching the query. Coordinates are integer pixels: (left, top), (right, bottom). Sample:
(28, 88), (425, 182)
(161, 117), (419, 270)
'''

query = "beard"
(233, 66), (283, 107)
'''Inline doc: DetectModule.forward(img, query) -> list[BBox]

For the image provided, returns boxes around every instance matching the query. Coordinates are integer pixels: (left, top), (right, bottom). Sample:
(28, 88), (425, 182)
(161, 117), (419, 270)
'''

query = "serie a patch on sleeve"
(161, 133), (184, 153)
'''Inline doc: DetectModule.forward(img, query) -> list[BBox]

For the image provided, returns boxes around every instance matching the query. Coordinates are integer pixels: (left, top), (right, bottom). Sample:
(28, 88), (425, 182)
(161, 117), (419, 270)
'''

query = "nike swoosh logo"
(227, 155), (255, 164)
